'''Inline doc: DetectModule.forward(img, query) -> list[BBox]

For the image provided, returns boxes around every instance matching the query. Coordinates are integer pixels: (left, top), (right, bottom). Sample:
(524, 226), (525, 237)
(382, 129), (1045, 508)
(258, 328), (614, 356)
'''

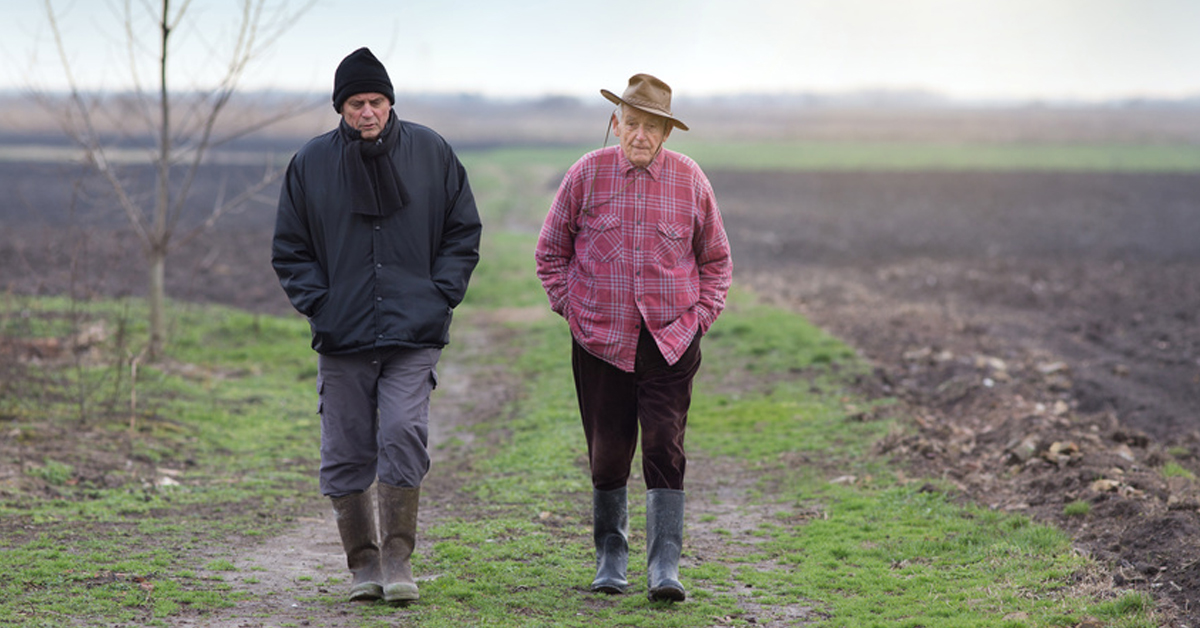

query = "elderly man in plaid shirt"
(535, 73), (732, 602)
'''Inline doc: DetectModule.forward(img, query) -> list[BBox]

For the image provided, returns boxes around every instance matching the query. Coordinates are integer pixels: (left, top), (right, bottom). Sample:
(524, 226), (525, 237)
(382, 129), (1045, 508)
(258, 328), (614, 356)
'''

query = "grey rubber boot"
(646, 488), (686, 602)
(590, 487), (629, 594)
(377, 482), (421, 604)
(330, 490), (384, 602)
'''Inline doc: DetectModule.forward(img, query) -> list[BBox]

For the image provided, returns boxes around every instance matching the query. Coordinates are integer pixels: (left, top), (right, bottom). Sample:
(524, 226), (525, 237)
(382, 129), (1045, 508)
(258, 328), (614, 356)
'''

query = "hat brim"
(601, 89), (689, 131)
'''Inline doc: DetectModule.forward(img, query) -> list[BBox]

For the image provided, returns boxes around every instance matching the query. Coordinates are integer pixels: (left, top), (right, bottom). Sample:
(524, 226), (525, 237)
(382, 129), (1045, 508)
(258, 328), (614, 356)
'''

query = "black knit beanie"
(332, 47), (395, 113)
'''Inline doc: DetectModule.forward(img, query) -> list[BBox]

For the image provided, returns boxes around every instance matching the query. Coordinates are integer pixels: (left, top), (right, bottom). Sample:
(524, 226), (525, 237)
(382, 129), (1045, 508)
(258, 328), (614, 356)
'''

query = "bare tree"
(41, 0), (315, 360)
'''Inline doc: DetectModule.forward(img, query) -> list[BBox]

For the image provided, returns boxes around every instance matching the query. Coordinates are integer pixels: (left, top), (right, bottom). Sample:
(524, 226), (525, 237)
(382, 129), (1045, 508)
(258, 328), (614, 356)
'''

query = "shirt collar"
(616, 146), (665, 180)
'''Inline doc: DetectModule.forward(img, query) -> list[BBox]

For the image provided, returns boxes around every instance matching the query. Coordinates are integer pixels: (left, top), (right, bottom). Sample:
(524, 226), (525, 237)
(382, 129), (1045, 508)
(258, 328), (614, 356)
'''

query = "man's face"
(341, 92), (391, 140)
(612, 106), (672, 168)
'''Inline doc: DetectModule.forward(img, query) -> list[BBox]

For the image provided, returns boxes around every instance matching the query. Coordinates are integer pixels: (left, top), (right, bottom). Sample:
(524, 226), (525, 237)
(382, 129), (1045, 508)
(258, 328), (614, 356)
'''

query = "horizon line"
(4, 87), (1200, 110)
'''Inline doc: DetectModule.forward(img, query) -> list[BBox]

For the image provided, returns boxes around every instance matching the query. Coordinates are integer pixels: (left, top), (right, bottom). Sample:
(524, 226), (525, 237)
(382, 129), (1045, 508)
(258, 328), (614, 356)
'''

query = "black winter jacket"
(271, 118), (482, 355)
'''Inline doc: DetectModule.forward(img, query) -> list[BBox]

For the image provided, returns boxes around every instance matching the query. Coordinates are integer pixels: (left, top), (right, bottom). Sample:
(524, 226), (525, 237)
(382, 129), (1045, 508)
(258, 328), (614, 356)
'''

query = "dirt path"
(160, 313), (824, 627)
(165, 322), (505, 627)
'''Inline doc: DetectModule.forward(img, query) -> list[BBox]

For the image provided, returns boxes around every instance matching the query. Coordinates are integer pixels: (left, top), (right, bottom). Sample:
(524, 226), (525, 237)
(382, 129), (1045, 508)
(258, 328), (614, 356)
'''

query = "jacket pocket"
(395, 281), (454, 345)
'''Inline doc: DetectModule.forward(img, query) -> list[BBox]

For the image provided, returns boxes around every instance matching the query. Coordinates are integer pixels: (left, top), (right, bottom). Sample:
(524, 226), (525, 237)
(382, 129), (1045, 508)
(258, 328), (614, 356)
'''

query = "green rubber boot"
(378, 483), (421, 604)
(330, 490), (383, 602)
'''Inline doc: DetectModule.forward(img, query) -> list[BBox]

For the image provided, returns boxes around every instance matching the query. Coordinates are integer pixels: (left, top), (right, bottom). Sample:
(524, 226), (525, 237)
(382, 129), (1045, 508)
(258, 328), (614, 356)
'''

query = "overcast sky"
(4, 0), (1198, 103)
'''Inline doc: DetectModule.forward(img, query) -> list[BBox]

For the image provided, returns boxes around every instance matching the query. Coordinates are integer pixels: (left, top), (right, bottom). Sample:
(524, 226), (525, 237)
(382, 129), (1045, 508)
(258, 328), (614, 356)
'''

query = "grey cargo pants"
(316, 347), (441, 497)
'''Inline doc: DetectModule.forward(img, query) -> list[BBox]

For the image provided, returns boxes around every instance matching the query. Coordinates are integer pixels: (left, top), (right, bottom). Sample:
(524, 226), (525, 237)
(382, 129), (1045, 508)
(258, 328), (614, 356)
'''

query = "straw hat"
(601, 73), (689, 131)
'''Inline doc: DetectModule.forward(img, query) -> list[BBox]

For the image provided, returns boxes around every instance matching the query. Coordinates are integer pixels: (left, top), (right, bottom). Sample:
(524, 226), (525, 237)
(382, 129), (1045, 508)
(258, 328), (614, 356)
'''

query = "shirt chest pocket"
(579, 213), (622, 264)
(654, 221), (691, 268)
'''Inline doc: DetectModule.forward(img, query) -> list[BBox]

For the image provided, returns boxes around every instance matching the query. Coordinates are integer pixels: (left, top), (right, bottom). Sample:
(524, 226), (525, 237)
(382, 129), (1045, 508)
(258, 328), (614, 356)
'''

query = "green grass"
(0, 143), (1172, 627)
(1161, 461), (1197, 480)
(0, 297), (321, 626)
(1064, 500), (1092, 517)
(749, 489), (1091, 627)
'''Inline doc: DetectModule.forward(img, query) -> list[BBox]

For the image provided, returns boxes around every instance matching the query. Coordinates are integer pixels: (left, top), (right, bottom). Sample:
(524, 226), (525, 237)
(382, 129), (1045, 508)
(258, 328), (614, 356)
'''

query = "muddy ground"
(3, 159), (1200, 624)
(715, 169), (1200, 623)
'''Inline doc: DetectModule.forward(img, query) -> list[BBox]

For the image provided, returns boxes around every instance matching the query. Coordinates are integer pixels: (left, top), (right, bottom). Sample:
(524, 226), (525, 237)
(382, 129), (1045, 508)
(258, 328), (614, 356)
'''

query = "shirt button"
(376, 296), (383, 301)
(376, 263), (383, 268)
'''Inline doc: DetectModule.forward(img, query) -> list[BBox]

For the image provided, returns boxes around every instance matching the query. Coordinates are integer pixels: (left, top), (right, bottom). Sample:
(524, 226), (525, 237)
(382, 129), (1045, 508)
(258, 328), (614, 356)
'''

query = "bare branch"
(39, 0), (315, 358)
(174, 162), (284, 247)
(165, 0), (193, 32)
(252, 0), (319, 56)
(205, 96), (322, 147)
(165, 0), (314, 232)
(152, 0), (172, 249)
(121, 0), (157, 137)
(43, 0), (151, 243)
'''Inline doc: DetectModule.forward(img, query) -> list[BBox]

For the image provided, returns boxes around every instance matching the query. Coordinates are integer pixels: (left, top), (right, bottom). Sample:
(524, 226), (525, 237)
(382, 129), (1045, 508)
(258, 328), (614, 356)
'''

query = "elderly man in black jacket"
(271, 47), (481, 605)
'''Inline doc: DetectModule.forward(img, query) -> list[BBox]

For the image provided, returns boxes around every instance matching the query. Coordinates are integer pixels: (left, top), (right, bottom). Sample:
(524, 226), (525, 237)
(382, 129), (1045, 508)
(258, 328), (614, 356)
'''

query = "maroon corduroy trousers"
(571, 326), (702, 492)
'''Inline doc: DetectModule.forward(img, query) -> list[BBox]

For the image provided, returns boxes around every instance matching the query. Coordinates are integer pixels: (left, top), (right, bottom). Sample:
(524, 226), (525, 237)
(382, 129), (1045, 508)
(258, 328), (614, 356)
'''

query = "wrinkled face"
(612, 105), (672, 168)
(341, 92), (391, 140)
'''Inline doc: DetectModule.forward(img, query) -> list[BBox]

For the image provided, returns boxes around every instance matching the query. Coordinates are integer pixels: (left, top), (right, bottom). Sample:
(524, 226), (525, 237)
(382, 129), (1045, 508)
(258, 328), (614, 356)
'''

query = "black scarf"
(339, 114), (410, 217)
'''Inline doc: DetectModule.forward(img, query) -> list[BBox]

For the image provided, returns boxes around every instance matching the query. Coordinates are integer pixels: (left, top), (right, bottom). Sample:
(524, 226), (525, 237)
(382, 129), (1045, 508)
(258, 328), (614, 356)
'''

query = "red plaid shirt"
(535, 146), (732, 372)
